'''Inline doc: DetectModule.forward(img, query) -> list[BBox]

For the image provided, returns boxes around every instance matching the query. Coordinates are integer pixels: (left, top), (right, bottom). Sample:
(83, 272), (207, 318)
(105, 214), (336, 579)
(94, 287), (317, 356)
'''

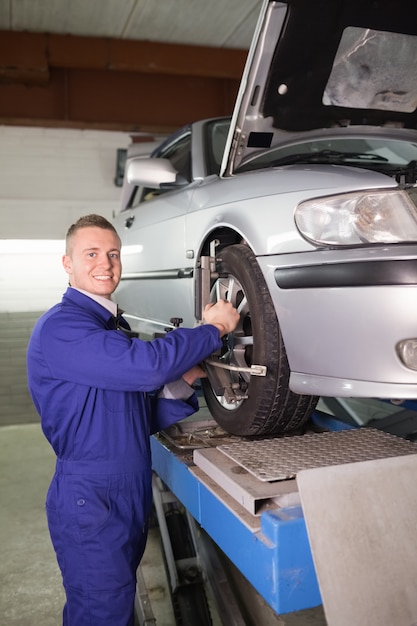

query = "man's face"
(62, 227), (122, 299)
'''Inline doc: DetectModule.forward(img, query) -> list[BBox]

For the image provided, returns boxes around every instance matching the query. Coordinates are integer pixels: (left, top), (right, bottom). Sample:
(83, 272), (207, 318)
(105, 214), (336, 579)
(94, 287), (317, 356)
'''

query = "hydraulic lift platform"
(150, 406), (417, 622)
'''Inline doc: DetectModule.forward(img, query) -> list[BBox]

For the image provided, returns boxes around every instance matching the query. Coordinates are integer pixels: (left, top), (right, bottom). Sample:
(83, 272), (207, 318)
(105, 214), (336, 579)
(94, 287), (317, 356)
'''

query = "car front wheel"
(201, 244), (318, 436)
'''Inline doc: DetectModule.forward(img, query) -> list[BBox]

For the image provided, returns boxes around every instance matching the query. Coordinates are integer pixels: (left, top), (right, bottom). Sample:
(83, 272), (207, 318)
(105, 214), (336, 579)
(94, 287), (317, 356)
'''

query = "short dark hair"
(65, 214), (120, 254)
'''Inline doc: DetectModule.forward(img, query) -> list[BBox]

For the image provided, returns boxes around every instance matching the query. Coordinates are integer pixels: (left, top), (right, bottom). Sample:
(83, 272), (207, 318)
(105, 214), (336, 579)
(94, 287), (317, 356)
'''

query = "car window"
(128, 132), (192, 209)
(205, 118), (231, 175)
(159, 133), (192, 182)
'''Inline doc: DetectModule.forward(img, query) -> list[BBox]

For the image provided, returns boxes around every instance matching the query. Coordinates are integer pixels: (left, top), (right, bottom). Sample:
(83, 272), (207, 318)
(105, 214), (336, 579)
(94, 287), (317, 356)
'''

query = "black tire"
(201, 244), (318, 436)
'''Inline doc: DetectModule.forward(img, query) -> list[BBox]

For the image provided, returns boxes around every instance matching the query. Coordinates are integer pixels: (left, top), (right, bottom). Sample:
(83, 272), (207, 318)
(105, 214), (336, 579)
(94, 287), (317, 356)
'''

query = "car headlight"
(295, 190), (417, 246)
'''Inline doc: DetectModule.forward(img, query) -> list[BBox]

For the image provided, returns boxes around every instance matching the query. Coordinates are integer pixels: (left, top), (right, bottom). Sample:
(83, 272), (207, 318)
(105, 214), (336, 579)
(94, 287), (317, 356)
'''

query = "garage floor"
(0, 423), (327, 625)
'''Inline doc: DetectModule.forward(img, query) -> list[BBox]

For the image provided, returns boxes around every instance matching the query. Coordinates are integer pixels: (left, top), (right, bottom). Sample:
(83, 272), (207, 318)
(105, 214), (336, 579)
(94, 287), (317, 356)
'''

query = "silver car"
(114, 0), (417, 437)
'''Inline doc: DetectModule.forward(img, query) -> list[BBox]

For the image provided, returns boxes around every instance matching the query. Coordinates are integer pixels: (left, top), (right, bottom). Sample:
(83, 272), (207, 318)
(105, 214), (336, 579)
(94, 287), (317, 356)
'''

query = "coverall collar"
(63, 287), (119, 325)
(68, 286), (118, 317)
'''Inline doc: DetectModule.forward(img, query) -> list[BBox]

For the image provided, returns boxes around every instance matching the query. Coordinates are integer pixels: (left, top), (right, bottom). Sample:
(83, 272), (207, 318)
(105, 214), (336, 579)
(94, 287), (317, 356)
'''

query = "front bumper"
(257, 245), (417, 398)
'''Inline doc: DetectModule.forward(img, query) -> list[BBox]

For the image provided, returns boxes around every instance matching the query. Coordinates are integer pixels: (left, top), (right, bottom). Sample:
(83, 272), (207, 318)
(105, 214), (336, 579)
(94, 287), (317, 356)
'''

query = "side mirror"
(126, 157), (188, 189)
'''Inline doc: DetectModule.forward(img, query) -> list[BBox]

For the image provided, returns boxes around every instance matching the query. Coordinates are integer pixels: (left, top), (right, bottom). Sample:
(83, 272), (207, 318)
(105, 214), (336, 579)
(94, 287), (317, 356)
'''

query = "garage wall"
(0, 125), (134, 425)
(0, 125), (131, 241)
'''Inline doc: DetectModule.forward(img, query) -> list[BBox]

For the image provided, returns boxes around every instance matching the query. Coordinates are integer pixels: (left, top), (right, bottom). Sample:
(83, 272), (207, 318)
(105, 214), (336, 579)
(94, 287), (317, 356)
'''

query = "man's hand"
(203, 300), (240, 337)
(182, 364), (207, 386)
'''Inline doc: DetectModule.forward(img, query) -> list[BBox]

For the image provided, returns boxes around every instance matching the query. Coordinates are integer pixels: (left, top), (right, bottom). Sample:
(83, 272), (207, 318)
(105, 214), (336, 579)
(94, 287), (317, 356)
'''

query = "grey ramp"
(297, 454), (417, 626)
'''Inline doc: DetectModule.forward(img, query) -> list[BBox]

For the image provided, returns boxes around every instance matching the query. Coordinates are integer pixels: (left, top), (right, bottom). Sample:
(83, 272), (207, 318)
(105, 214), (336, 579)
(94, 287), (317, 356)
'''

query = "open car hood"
(222, 0), (417, 175)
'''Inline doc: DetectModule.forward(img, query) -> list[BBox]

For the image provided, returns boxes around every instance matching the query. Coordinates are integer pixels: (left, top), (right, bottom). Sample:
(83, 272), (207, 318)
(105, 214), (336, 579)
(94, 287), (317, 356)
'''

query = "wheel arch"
(192, 227), (248, 323)
(197, 226), (245, 258)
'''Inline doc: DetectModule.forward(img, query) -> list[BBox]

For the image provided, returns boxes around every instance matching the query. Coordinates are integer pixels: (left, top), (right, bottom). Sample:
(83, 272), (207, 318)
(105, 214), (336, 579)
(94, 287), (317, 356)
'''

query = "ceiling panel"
(123, 0), (262, 48)
(3, 0), (138, 38)
(0, 1), (10, 25)
(0, 0), (262, 48)
(225, 4), (264, 49)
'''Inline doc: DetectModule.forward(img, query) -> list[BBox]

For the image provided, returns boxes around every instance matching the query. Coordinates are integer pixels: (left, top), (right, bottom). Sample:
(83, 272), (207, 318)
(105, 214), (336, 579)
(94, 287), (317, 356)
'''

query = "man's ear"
(62, 254), (72, 276)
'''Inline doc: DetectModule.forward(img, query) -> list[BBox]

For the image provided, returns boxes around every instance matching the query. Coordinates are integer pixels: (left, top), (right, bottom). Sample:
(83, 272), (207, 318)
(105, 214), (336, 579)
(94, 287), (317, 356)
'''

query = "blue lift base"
(150, 428), (322, 615)
(150, 398), (417, 616)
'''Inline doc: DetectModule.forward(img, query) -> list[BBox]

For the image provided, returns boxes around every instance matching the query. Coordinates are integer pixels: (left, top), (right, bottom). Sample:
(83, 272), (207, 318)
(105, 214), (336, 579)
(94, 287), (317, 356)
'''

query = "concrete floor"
(0, 423), (327, 625)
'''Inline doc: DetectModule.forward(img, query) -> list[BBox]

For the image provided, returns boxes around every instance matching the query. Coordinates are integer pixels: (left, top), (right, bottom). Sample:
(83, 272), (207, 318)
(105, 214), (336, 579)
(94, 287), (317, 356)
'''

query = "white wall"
(0, 125), (149, 423)
(0, 239), (66, 312)
(0, 125), (132, 312)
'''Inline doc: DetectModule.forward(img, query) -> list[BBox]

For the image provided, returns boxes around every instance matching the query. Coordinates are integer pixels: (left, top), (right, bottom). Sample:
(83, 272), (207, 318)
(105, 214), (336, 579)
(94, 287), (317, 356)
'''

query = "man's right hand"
(203, 300), (240, 337)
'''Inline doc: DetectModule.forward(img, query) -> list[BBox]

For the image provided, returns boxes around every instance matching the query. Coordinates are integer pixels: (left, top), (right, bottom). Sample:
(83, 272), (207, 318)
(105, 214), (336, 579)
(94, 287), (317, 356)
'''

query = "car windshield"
(236, 136), (417, 181)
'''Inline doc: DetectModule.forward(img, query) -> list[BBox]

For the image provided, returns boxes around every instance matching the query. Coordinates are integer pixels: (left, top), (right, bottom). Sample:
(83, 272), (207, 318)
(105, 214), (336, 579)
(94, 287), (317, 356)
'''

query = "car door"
(114, 131), (196, 336)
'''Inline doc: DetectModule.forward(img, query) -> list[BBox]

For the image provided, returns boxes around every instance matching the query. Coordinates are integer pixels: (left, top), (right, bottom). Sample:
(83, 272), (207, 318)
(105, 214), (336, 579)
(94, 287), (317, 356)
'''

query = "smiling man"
(26, 214), (239, 626)
(63, 219), (122, 298)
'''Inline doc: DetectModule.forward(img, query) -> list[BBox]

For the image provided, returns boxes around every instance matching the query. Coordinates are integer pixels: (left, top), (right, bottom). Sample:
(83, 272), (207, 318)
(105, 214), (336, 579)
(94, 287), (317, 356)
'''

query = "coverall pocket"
(68, 474), (113, 534)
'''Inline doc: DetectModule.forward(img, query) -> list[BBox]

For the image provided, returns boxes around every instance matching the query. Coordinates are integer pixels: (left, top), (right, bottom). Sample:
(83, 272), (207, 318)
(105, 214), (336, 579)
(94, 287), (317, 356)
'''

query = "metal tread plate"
(217, 428), (417, 482)
(193, 446), (299, 518)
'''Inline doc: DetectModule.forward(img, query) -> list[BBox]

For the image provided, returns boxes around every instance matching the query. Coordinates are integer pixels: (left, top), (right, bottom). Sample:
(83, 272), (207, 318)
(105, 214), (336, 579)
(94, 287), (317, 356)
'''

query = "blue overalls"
(27, 288), (221, 625)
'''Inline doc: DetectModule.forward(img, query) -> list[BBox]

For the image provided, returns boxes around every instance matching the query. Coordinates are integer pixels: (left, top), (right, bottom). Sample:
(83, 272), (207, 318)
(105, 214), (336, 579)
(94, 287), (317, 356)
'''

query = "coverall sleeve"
(39, 312), (221, 392)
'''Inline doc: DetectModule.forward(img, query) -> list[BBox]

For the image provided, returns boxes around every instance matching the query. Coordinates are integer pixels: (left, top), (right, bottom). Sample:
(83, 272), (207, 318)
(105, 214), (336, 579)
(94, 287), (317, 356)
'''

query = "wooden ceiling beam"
(0, 31), (245, 130)
(0, 31), (248, 82)
(0, 32), (49, 83)
(0, 68), (240, 132)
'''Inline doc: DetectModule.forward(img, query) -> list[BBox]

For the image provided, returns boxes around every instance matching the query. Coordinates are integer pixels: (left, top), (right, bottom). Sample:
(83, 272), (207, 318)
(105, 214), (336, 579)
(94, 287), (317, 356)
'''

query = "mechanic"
(26, 213), (239, 626)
